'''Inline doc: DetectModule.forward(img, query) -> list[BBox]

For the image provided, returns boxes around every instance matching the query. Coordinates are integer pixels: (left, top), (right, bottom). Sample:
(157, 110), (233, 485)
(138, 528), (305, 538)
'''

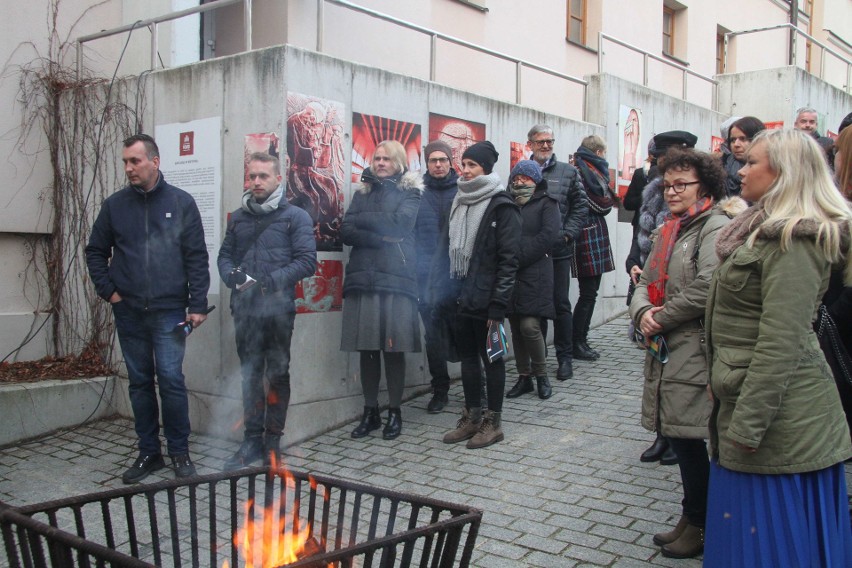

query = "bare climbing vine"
(3, 0), (144, 375)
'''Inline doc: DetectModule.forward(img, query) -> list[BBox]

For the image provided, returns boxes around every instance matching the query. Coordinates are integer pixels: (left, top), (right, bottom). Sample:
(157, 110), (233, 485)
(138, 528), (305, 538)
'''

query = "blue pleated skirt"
(704, 460), (852, 567)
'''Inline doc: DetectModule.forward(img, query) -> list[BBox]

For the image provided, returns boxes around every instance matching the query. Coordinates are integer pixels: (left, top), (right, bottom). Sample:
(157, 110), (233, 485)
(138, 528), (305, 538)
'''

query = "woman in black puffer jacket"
(341, 140), (422, 441)
(504, 160), (560, 401)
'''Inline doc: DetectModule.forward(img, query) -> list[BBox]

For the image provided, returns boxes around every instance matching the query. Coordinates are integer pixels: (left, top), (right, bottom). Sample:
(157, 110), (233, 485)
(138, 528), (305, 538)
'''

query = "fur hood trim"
(357, 170), (423, 194)
(717, 196), (749, 218)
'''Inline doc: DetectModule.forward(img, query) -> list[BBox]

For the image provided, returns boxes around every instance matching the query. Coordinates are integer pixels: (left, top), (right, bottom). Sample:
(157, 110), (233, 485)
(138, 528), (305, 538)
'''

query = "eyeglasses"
(662, 181), (701, 193)
(427, 157), (449, 164)
(530, 139), (555, 146)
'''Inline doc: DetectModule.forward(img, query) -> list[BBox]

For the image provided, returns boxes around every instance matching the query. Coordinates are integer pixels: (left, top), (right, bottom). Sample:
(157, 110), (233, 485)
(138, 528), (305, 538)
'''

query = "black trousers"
(418, 304), (451, 394)
(456, 315), (505, 413)
(573, 274), (603, 343)
(234, 311), (295, 438)
(545, 257), (574, 362)
(667, 437), (710, 528)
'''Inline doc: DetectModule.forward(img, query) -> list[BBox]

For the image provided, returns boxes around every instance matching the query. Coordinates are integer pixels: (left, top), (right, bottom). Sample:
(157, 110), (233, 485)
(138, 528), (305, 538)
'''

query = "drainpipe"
(788, 0), (798, 66)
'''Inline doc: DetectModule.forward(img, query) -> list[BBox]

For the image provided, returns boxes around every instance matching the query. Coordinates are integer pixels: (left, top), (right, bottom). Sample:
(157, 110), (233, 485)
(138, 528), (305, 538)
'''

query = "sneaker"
(171, 454), (196, 478)
(122, 453), (165, 484)
(426, 392), (449, 414)
(223, 437), (264, 471)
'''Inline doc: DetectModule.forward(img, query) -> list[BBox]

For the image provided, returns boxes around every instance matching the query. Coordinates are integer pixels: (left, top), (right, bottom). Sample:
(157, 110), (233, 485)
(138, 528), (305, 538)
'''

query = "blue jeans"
(112, 303), (190, 456)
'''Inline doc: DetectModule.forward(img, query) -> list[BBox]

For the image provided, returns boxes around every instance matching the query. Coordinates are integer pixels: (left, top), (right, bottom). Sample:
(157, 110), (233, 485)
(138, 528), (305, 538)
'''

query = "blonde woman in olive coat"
(704, 129), (852, 568)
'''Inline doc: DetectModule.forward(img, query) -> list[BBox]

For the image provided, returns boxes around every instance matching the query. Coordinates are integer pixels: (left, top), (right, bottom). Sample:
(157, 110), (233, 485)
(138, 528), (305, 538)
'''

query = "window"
(662, 6), (675, 56)
(716, 33), (724, 74)
(567, 0), (586, 45)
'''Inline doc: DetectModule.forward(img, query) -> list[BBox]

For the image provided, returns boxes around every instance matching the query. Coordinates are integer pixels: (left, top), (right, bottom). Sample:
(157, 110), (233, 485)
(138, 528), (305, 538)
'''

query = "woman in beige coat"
(629, 148), (745, 559)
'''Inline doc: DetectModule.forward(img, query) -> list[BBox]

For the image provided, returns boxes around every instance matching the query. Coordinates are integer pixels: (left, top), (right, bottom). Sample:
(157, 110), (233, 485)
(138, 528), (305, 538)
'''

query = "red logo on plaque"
(179, 132), (194, 156)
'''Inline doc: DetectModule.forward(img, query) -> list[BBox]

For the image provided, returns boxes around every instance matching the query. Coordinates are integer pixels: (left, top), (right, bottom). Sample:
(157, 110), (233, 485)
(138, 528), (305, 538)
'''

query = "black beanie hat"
(651, 130), (698, 157)
(461, 141), (499, 174)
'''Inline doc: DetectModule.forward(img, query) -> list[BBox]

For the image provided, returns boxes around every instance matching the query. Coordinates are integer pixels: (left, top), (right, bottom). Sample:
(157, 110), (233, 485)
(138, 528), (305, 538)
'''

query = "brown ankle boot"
(467, 410), (503, 449)
(661, 523), (704, 559)
(652, 515), (688, 546)
(443, 407), (481, 444)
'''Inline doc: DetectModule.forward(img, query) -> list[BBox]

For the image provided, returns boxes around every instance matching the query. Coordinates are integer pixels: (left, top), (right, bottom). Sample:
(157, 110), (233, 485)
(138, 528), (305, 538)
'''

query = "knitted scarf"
(646, 197), (714, 306)
(449, 172), (505, 278)
(715, 204), (765, 261)
(510, 183), (536, 205)
(242, 184), (284, 215)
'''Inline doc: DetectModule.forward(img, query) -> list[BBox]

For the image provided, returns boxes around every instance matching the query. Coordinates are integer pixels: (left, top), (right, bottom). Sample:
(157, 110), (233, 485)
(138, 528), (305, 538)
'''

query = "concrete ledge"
(0, 377), (118, 447)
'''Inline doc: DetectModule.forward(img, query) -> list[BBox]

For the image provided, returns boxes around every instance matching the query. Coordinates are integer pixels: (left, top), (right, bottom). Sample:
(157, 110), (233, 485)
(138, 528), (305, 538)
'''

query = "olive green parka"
(706, 208), (852, 474)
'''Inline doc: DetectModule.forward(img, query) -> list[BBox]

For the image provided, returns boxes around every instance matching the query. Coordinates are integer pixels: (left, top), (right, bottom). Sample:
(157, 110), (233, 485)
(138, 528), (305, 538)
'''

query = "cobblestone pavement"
(1, 316), (850, 567)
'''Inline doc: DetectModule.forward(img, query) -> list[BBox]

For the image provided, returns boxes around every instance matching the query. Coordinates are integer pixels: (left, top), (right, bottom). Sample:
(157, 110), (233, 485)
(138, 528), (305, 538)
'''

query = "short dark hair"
(248, 151), (281, 175)
(727, 116), (766, 146)
(658, 147), (727, 201)
(123, 134), (159, 159)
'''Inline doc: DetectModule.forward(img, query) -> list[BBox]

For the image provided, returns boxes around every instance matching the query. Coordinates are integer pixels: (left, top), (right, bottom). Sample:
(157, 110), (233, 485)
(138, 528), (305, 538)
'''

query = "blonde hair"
(746, 129), (852, 273)
(375, 140), (407, 175)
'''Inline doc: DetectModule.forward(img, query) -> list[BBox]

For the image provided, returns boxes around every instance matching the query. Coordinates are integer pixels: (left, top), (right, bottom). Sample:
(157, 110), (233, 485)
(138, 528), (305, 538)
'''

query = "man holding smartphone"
(86, 134), (210, 484)
(218, 152), (316, 471)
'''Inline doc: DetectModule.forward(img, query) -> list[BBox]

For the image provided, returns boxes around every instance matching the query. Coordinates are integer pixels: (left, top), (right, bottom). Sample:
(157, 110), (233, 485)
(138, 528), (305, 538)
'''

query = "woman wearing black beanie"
(430, 141), (521, 449)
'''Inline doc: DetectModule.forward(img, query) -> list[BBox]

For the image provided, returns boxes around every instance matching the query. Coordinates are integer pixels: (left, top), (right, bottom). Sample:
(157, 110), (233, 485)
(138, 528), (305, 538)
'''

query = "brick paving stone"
(601, 538), (661, 561)
(1, 316), (848, 568)
(563, 543), (616, 565)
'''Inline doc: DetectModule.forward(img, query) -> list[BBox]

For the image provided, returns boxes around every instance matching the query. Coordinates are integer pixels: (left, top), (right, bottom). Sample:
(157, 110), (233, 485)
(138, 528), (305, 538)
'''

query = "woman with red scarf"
(629, 148), (746, 559)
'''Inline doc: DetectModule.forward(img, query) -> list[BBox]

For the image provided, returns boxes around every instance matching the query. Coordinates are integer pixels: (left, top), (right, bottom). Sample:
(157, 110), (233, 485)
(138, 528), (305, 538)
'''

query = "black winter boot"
(535, 376), (553, 399)
(382, 408), (402, 440)
(506, 375), (534, 398)
(351, 406), (382, 438)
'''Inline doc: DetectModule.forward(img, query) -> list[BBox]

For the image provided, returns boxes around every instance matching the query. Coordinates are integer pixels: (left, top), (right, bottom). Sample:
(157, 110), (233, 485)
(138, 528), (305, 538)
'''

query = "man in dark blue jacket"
(86, 134), (210, 484)
(414, 141), (458, 413)
(218, 152), (316, 470)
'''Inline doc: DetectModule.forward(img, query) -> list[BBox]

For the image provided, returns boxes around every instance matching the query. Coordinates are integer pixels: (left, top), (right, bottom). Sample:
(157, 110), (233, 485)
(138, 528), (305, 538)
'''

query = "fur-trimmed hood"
(357, 168), (423, 194)
(717, 196), (749, 218)
(716, 203), (852, 283)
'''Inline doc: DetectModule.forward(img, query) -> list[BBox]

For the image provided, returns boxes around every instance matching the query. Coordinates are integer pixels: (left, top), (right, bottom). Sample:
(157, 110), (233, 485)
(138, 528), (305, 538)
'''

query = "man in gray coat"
(526, 125), (588, 384)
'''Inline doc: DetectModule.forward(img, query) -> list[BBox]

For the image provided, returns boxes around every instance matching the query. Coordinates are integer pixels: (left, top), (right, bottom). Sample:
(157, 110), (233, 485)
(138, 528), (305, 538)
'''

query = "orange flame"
(224, 464), (332, 568)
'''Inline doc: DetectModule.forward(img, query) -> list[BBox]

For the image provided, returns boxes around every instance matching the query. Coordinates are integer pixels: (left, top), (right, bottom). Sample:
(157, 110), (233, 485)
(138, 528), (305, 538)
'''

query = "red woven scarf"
(646, 197), (714, 306)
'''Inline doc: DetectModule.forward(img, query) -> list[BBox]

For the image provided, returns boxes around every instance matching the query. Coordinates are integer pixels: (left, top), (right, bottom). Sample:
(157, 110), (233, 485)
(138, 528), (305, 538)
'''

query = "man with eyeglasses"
(415, 141), (460, 413)
(527, 125), (588, 383)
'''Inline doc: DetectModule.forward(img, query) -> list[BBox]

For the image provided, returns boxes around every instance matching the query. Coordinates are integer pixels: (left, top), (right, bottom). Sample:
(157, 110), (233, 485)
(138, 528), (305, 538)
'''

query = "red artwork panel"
(286, 93), (346, 252)
(351, 113), (422, 183)
(295, 260), (344, 314)
(244, 133), (281, 189)
(428, 113), (486, 174)
(509, 141), (532, 170)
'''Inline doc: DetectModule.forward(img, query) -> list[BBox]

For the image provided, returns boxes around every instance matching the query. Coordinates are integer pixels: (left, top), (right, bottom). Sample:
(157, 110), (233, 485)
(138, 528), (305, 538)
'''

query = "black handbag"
(814, 304), (852, 387)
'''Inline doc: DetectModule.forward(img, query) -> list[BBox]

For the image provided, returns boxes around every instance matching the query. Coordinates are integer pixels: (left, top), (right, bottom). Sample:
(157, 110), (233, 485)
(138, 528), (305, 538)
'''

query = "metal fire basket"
(0, 467), (482, 568)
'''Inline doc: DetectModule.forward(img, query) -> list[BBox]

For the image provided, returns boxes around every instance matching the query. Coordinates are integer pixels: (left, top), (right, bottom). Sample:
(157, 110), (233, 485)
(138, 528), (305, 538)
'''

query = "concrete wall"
(584, 73), (727, 333)
(717, 66), (852, 134)
(113, 44), (605, 448)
